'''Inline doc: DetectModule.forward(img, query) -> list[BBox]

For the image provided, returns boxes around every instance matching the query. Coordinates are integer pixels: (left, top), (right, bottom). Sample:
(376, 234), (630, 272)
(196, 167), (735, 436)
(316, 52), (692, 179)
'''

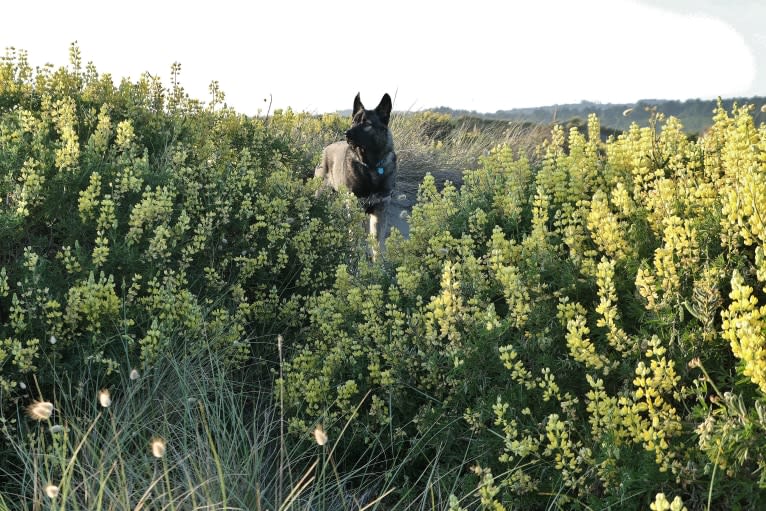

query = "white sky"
(1, 0), (760, 114)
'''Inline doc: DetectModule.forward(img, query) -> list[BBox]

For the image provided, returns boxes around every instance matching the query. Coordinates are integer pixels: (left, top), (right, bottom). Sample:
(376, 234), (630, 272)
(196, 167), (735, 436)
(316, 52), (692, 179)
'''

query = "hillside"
(430, 96), (766, 134)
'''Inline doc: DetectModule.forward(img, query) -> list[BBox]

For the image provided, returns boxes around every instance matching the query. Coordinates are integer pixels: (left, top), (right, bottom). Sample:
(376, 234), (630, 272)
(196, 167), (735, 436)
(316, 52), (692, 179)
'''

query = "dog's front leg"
(368, 200), (390, 259)
(368, 211), (380, 259)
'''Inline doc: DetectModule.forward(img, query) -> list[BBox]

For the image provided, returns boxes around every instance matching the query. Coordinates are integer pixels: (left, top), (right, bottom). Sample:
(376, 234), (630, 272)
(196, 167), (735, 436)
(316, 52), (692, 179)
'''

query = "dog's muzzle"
(345, 129), (357, 147)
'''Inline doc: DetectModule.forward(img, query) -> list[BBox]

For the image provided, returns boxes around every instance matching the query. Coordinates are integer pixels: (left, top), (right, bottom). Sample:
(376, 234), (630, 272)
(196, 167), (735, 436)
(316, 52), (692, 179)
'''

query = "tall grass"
(0, 332), (478, 510)
(389, 112), (548, 200)
(0, 338), (333, 509)
(2, 340), (270, 509)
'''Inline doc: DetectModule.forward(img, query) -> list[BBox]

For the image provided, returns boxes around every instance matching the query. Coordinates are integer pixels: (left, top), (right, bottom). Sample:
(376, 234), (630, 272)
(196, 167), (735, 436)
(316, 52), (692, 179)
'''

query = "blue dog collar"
(358, 156), (386, 175)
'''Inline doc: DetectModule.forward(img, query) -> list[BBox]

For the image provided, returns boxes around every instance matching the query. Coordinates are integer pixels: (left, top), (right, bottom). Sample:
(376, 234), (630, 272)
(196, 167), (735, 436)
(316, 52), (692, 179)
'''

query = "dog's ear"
(353, 93), (364, 117)
(375, 93), (392, 125)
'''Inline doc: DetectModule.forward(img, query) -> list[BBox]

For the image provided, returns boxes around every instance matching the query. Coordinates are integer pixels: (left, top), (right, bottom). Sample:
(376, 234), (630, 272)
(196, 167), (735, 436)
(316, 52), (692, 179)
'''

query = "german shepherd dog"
(315, 93), (397, 256)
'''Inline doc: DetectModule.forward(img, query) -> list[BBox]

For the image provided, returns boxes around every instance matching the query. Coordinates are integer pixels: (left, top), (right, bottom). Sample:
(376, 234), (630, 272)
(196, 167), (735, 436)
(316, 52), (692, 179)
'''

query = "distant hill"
(428, 97), (766, 134)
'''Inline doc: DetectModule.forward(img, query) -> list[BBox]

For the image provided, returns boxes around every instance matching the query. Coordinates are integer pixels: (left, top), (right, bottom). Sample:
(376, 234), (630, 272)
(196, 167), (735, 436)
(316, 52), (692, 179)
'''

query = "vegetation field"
(3, 45), (766, 510)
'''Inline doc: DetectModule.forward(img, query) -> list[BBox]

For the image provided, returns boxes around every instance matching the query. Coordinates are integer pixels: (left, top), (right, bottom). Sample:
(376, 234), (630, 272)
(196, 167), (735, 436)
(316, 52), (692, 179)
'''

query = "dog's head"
(345, 93), (393, 152)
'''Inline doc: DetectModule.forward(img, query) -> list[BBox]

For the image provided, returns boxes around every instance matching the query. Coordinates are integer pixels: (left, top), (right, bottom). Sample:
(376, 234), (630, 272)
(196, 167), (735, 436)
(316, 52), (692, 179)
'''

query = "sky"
(2, 0), (764, 115)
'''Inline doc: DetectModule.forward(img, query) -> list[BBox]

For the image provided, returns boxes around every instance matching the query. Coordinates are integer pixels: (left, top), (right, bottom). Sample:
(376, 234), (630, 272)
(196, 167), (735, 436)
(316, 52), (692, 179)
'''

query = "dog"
(315, 93), (397, 256)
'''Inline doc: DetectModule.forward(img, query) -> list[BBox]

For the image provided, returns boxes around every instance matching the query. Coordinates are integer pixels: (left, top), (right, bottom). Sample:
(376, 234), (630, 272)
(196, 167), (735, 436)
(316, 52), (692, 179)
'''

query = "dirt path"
(383, 170), (460, 240)
(385, 195), (412, 239)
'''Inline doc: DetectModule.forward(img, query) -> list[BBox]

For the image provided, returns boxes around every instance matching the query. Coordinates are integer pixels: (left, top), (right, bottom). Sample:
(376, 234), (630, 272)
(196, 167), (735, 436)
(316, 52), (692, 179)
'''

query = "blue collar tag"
(377, 167), (385, 175)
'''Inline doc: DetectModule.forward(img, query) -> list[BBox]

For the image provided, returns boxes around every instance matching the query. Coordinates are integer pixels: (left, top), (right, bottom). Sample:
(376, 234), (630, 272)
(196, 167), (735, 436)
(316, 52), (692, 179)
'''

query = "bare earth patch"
(385, 167), (463, 240)
(386, 194), (413, 239)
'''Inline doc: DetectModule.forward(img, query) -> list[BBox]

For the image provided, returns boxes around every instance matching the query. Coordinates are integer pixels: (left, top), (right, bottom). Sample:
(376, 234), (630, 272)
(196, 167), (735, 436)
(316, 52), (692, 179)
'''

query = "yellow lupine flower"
(650, 492), (687, 511)
(587, 190), (630, 261)
(595, 258), (632, 354)
(722, 271), (766, 393)
(565, 314), (610, 371)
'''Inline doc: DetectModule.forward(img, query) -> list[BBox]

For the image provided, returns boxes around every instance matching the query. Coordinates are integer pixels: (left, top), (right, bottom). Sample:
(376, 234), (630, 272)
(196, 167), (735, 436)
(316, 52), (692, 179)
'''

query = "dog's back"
(315, 141), (355, 192)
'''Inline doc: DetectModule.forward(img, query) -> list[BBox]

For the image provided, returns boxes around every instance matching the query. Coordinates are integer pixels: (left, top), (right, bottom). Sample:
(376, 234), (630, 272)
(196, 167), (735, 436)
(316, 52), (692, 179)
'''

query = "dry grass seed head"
(44, 484), (59, 499)
(98, 389), (111, 408)
(26, 400), (53, 421)
(313, 425), (328, 446)
(151, 436), (167, 458)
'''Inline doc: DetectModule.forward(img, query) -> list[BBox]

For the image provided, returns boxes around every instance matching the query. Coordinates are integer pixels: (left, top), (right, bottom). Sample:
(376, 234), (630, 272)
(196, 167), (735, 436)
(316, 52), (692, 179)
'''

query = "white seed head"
(129, 369), (140, 381)
(27, 400), (54, 421)
(49, 335), (57, 345)
(313, 425), (328, 446)
(44, 484), (60, 499)
(98, 389), (112, 408)
(49, 424), (65, 434)
(151, 437), (167, 458)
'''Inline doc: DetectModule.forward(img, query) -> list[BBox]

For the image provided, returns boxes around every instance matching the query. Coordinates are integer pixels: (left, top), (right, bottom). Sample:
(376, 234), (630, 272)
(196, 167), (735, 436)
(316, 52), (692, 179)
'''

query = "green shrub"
(0, 44), (363, 428)
(282, 107), (766, 509)
(5, 44), (766, 510)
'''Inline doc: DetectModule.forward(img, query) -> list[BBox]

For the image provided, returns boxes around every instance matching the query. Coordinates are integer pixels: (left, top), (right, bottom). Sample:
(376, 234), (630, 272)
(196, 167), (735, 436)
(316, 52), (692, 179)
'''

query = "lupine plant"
(4, 44), (766, 510)
(282, 105), (766, 508)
